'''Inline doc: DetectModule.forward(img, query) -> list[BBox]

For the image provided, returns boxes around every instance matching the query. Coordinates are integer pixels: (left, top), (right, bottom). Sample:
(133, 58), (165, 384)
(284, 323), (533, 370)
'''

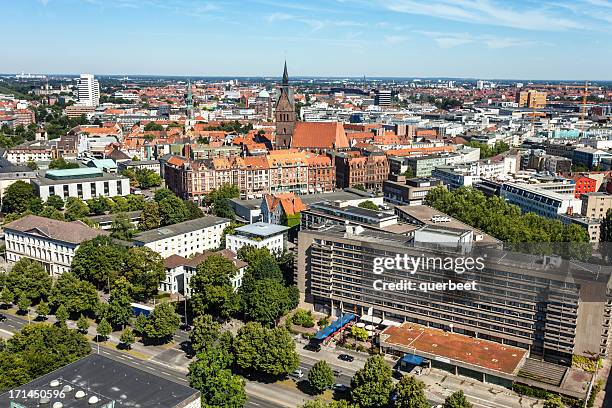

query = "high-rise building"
(275, 61), (296, 149)
(374, 89), (392, 107)
(77, 73), (100, 107)
(516, 90), (547, 109)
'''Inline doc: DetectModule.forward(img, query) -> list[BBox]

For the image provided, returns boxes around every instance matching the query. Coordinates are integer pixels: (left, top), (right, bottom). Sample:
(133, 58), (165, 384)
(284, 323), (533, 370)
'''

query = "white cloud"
(385, 35), (409, 44)
(381, 0), (583, 31)
(266, 12), (295, 22)
(416, 30), (549, 48)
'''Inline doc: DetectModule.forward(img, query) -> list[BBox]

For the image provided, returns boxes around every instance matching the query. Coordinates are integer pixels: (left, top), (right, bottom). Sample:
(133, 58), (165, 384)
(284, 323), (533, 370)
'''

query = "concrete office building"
(383, 175), (444, 206)
(133, 216), (230, 259)
(297, 224), (612, 366)
(32, 168), (131, 201)
(77, 73), (100, 107)
(225, 222), (289, 254)
(4, 215), (108, 276)
(581, 192), (612, 220)
(500, 182), (582, 219)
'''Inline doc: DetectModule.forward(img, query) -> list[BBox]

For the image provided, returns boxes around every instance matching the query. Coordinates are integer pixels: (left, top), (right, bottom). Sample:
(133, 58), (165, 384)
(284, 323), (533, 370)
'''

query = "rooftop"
(4, 215), (107, 245)
(34, 170), (128, 185)
(0, 354), (199, 407)
(381, 323), (527, 375)
(133, 216), (229, 244)
(234, 222), (289, 237)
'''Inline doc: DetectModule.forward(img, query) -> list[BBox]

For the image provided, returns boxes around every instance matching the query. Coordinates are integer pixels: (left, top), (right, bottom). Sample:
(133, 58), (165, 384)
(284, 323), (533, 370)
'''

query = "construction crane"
(579, 81), (589, 136)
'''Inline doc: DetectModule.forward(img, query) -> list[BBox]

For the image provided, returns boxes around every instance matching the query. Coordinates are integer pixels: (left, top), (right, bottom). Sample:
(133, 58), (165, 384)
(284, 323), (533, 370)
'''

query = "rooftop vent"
(50, 380), (61, 387)
(75, 390), (86, 399)
(52, 403), (63, 408)
(88, 396), (99, 404)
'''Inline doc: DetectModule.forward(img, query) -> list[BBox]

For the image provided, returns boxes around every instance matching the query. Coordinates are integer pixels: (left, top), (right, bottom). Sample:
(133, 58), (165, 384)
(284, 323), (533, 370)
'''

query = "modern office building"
(500, 182), (582, 219)
(0, 354), (201, 408)
(4, 215), (108, 276)
(431, 166), (474, 190)
(375, 89), (392, 107)
(383, 175), (444, 206)
(132, 216), (230, 259)
(572, 147), (612, 169)
(77, 73), (100, 107)
(225, 222), (289, 254)
(32, 168), (131, 201)
(296, 224), (612, 367)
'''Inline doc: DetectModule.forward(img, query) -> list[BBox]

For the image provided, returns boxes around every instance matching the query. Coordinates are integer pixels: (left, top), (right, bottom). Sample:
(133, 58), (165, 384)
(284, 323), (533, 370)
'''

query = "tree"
(208, 183), (240, 203)
(106, 277), (134, 328)
(234, 322), (299, 376)
(49, 157), (79, 169)
(395, 376), (430, 408)
(110, 212), (136, 240)
(153, 188), (175, 202)
(358, 200), (378, 211)
(351, 325), (369, 342)
(443, 390), (472, 408)
(87, 196), (114, 215)
(45, 195), (64, 210)
(26, 160), (38, 170)
(191, 254), (238, 319)
(140, 201), (161, 230)
(242, 278), (293, 326)
(48, 272), (99, 317)
(144, 302), (181, 343)
(402, 167), (414, 178)
(2, 180), (36, 214)
(7, 258), (52, 302)
(134, 313), (148, 336)
(212, 198), (235, 219)
(350, 355), (393, 408)
(159, 195), (190, 226)
(308, 360), (335, 394)
(544, 391), (565, 408)
(65, 197), (90, 221)
(55, 304), (69, 326)
(17, 296), (31, 314)
(188, 346), (246, 408)
(144, 122), (163, 131)
(135, 168), (162, 189)
(120, 327), (135, 349)
(190, 313), (221, 354)
(301, 401), (354, 408)
(38, 205), (65, 221)
(292, 309), (315, 328)
(72, 236), (127, 289)
(185, 200), (204, 219)
(77, 315), (89, 333)
(0, 324), (90, 392)
(0, 287), (14, 307)
(122, 247), (165, 300)
(97, 317), (112, 340)
(36, 301), (50, 320)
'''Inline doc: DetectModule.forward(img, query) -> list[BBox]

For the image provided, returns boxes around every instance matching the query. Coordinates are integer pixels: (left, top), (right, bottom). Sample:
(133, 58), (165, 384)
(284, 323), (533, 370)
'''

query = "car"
(305, 343), (322, 352)
(333, 369), (342, 377)
(180, 323), (192, 331)
(290, 369), (304, 379)
(332, 384), (349, 392)
(338, 353), (354, 362)
(0, 313), (6, 322)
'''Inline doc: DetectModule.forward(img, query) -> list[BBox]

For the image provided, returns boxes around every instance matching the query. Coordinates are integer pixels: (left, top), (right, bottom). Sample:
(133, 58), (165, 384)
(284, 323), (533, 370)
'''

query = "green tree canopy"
(159, 195), (190, 226)
(140, 200), (161, 230)
(110, 212), (136, 240)
(154, 188), (175, 202)
(0, 324), (90, 392)
(105, 277), (134, 328)
(443, 390), (473, 408)
(65, 197), (90, 221)
(191, 254), (238, 319)
(2, 180), (37, 214)
(308, 360), (335, 394)
(190, 313), (221, 354)
(7, 258), (52, 302)
(45, 195), (65, 210)
(72, 236), (127, 289)
(49, 157), (79, 169)
(350, 355), (393, 408)
(134, 168), (162, 189)
(123, 247), (165, 300)
(358, 200), (379, 211)
(144, 302), (181, 343)
(185, 200), (204, 219)
(242, 278), (293, 326)
(49, 272), (99, 317)
(97, 317), (112, 340)
(395, 375), (430, 408)
(120, 327), (135, 349)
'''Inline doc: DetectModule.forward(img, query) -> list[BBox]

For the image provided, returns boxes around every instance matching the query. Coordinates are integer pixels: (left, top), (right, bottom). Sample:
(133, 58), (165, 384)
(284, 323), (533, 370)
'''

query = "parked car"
(290, 369), (304, 379)
(338, 353), (354, 362)
(333, 369), (342, 377)
(332, 383), (349, 392)
(305, 342), (322, 352)
(0, 313), (6, 322)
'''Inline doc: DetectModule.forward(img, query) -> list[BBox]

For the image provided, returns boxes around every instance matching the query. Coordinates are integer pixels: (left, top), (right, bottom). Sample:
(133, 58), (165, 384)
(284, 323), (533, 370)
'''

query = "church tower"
(275, 61), (296, 149)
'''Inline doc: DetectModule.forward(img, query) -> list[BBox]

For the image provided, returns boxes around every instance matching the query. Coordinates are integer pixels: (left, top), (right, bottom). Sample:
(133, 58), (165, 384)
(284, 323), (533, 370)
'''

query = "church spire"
(282, 60), (289, 86)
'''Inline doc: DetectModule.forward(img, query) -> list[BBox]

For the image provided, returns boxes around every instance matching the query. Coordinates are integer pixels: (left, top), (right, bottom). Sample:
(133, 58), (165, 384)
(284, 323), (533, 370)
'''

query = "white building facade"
(225, 222), (289, 254)
(77, 74), (100, 107)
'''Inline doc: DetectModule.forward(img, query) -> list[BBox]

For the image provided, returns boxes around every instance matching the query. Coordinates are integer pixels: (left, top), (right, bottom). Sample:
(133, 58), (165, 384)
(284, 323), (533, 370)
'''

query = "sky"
(2, 0), (612, 80)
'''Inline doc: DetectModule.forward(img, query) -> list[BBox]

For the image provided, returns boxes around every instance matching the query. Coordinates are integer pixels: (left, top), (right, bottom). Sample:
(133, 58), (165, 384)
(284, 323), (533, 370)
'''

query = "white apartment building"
(3, 215), (107, 277)
(132, 216), (230, 259)
(77, 74), (100, 107)
(5, 142), (53, 164)
(500, 182), (582, 219)
(162, 249), (247, 297)
(225, 222), (288, 254)
(32, 168), (131, 201)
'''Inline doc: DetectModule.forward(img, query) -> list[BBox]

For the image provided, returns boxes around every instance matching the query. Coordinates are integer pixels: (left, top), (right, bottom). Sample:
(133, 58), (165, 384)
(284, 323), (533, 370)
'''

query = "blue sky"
(3, 0), (612, 80)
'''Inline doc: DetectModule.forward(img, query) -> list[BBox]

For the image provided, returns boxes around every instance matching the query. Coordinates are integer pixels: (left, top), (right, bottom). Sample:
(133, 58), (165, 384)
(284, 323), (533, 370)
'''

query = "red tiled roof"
(291, 122), (349, 149)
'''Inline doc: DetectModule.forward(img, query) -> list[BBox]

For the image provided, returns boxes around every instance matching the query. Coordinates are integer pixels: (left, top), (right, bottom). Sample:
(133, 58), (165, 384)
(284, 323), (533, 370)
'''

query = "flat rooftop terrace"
(381, 323), (527, 376)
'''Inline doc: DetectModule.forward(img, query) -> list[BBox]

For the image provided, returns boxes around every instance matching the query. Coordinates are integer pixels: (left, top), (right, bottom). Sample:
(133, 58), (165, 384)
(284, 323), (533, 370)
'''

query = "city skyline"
(3, 0), (612, 80)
